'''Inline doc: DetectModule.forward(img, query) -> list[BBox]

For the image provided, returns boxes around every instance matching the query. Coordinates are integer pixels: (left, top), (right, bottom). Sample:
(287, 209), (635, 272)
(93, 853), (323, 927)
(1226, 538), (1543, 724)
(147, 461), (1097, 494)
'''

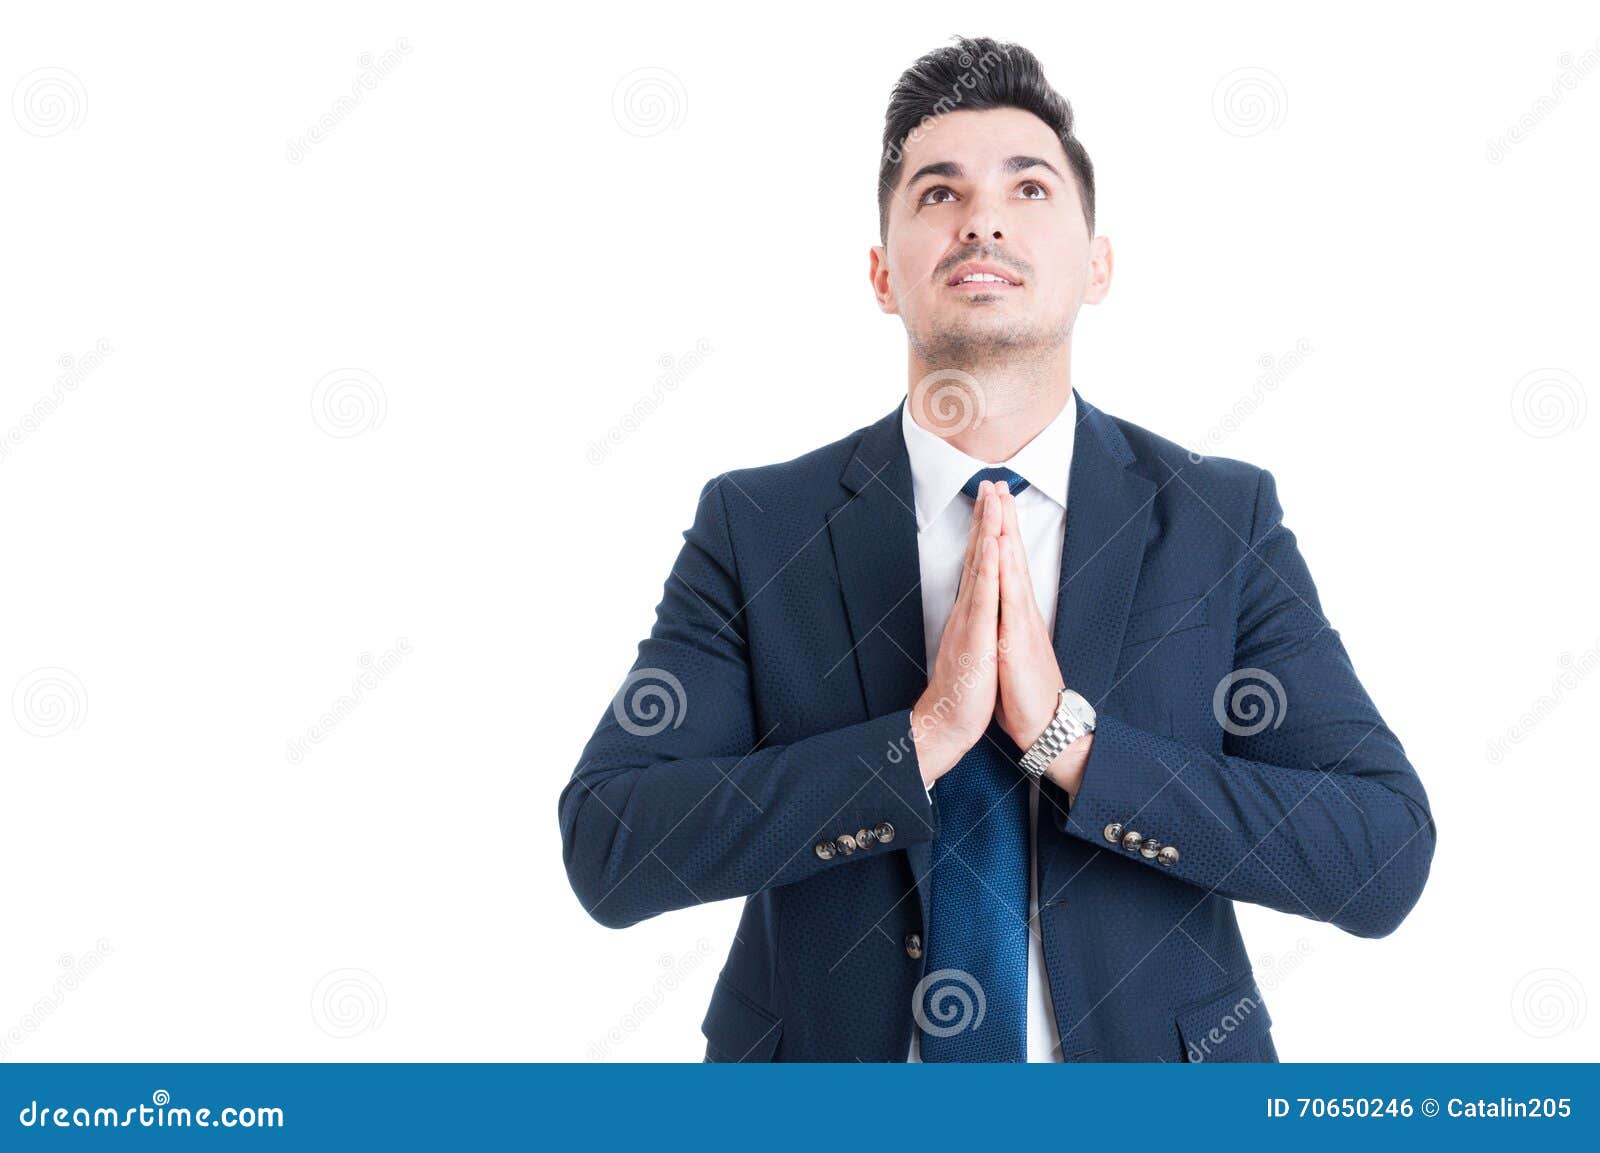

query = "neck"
(905, 345), (1074, 462)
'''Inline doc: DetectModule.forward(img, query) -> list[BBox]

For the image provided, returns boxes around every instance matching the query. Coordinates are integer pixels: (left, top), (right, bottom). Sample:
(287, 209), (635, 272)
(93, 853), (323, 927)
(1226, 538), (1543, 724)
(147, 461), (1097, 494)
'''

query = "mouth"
(945, 262), (1024, 293)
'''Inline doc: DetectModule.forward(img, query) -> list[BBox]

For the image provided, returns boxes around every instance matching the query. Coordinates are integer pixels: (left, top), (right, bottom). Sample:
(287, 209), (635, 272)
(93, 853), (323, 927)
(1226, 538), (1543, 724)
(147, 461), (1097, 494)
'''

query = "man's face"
(870, 107), (1110, 365)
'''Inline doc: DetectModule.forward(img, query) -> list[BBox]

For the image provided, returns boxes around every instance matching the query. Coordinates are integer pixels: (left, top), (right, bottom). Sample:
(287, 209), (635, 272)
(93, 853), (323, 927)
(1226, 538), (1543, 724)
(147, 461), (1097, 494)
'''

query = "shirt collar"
(900, 389), (1078, 531)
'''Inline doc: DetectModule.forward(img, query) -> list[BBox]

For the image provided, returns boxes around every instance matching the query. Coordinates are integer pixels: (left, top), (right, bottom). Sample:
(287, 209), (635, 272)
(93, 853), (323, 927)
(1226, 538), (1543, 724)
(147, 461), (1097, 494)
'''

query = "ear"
(1082, 234), (1113, 306)
(869, 245), (899, 315)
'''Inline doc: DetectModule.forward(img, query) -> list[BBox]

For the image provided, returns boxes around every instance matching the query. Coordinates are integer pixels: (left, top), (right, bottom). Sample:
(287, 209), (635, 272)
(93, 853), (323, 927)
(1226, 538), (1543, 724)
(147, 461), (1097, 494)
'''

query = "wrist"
(910, 697), (979, 784)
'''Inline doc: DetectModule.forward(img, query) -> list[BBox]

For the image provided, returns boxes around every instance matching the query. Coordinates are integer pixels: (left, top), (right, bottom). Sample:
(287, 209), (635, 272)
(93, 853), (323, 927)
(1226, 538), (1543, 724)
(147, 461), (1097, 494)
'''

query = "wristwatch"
(1018, 687), (1097, 782)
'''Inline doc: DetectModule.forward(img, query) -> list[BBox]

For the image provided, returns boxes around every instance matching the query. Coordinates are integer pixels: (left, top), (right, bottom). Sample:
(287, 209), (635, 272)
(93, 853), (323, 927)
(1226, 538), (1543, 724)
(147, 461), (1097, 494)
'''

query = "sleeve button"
(1103, 822), (1124, 844)
(873, 822), (896, 844)
(1157, 845), (1179, 867)
(814, 840), (837, 860)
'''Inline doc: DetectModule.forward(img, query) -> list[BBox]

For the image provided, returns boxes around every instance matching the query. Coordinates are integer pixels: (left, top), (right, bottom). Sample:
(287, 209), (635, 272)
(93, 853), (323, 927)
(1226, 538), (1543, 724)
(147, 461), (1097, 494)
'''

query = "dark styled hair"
(878, 37), (1095, 243)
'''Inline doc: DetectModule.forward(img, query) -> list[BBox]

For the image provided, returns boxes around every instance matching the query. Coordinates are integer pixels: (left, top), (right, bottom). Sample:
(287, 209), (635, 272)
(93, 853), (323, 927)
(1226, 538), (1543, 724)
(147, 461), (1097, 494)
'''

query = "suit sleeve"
(559, 475), (937, 929)
(1060, 468), (1436, 938)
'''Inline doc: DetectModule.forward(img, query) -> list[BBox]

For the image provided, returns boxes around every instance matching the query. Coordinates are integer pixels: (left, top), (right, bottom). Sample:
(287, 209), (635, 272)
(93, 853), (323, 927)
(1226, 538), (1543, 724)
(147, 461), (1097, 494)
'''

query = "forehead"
(896, 107), (1067, 180)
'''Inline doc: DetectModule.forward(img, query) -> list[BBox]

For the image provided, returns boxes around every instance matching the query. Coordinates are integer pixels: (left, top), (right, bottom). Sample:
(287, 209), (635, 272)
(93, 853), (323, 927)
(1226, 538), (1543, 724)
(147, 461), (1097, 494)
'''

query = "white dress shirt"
(902, 389), (1077, 1063)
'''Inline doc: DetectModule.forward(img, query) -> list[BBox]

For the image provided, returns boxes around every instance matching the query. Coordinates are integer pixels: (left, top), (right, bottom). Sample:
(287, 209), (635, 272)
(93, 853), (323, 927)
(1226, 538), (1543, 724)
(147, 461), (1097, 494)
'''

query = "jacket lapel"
(827, 401), (934, 928)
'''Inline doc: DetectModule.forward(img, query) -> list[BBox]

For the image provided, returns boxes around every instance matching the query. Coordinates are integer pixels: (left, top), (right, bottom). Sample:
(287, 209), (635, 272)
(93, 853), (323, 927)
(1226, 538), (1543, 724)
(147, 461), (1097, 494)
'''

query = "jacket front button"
(874, 821), (896, 844)
(1121, 830), (1144, 852)
(1139, 837), (1161, 859)
(835, 833), (858, 855)
(904, 932), (923, 959)
(814, 840), (837, 860)
(1103, 822), (1124, 844)
(1157, 845), (1179, 867)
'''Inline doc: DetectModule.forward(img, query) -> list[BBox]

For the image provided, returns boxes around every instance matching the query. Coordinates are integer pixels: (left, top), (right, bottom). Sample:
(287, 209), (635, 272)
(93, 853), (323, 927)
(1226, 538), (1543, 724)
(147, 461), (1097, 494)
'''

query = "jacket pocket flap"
(1175, 973), (1273, 1062)
(1122, 592), (1210, 647)
(701, 977), (782, 1062)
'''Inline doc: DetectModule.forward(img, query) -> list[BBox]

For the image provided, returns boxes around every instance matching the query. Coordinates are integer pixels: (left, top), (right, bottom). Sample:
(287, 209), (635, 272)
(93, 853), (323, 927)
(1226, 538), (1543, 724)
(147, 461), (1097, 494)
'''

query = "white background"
(3, 2), (1596, 1062)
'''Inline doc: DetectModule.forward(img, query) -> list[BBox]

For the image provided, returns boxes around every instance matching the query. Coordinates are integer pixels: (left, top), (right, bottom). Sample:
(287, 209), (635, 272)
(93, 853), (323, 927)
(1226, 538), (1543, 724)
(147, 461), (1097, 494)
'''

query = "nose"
(959, 189), (1005, 243)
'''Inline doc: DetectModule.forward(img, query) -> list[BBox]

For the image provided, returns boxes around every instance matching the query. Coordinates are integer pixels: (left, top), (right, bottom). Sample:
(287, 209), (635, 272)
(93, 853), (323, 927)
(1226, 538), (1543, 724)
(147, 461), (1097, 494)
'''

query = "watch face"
(1061, 688), (1096, 729)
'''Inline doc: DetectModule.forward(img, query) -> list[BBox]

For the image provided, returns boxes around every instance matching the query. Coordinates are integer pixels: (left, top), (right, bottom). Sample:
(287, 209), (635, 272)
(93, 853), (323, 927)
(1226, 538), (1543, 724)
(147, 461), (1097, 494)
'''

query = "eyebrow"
(905, 155), (1067, 190)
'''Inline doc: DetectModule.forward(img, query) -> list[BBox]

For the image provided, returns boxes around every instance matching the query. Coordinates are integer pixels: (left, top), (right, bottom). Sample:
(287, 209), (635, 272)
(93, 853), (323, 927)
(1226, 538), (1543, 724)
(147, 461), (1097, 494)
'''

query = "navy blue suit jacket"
(559, 392), (1436, 1062)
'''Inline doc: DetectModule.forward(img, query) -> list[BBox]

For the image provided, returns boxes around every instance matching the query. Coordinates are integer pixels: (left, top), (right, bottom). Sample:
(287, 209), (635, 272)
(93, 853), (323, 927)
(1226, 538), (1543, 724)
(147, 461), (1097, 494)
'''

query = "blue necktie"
(917, 468), (1032, 1062)
(961, 466), (1030, 500)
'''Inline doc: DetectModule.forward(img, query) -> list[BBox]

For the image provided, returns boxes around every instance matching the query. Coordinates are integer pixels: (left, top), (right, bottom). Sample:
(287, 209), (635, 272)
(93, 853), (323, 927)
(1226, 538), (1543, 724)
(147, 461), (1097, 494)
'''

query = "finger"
(957, 482), (999, 606)
(957, 481), (990, 595)
(997, 492), (1034, 617)
(971, 535), (1000, 641)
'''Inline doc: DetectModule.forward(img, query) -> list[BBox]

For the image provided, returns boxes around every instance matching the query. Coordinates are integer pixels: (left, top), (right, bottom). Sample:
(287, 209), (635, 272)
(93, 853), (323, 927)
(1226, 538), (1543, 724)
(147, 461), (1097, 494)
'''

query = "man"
(559, 36), (1436, 1062)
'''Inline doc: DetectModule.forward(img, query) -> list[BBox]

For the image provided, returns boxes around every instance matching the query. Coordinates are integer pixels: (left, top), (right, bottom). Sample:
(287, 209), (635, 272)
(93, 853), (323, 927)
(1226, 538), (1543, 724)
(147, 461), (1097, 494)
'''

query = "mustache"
(934, 246), (1032, 282)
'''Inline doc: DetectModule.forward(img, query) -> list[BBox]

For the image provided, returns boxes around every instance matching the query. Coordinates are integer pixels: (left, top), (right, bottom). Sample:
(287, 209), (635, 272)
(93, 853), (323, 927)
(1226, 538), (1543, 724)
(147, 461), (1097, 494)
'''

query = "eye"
(1015, 181), (1049, 200)
(919, 185), (957, 206)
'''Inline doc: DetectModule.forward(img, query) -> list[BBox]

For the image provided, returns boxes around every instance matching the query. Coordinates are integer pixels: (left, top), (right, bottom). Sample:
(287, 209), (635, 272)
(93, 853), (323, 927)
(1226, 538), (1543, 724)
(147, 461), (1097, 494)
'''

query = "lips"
(945, 261), (1023, 289)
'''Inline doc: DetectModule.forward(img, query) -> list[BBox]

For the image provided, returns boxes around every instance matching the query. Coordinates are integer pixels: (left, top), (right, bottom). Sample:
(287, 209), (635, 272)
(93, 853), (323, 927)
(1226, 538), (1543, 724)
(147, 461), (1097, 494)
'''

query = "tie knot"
(962, 467), (1030, 500)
